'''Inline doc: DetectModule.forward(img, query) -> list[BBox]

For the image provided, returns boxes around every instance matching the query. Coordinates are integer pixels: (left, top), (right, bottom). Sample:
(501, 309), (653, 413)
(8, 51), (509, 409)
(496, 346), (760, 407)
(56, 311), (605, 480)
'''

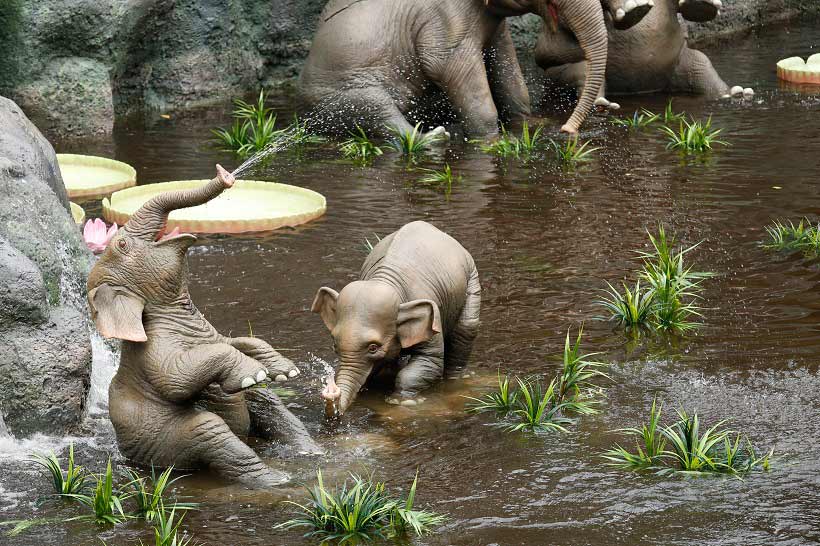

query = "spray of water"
(86, 331), (121, 418)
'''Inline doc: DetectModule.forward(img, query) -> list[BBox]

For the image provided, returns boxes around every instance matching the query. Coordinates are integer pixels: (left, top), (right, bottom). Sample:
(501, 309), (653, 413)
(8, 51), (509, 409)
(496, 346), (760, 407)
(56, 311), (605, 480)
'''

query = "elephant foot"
(612, 0), (654, 30)
(678, 0), (721, 23)
(723, 86), (755, 100)
(239, 369), (268, 390)
(386, 394), (427, 406)
(425, 126), (450, 144)
(253, 468), (290, 488)
(594, 96), (621, 113)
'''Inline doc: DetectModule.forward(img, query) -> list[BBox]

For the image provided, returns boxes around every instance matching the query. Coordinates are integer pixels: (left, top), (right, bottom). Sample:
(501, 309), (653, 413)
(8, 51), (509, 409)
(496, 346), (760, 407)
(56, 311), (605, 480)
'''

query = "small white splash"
(86, 331), (120, 418)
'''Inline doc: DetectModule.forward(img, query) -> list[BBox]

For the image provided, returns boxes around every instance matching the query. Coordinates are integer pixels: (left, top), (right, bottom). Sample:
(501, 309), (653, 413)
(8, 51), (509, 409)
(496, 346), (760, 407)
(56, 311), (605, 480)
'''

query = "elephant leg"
(534, 26), (585, 70)
(544, 61), (610, 107)
(387, 335), (445, 405)
(669, 46), (729, 97)
(485, 22), (531, 121)
(677, 0), (721, 23)
(444, 265), (481, 379)
(244, 387), (324, 456)
(226, 337), (299, 382)
(310, 86), (417, 138)
(197, 385), (251, 438)
(434, 46), (499, 137)
(183, 410), (289, 487)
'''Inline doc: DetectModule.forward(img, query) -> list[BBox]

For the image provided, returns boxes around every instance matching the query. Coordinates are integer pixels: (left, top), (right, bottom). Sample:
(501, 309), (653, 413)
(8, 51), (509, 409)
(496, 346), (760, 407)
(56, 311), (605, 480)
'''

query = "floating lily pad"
(69, 202), (85, 225)
(103, 180), (326, 234)
(57, 154), (137, 199)
(777, 54), (820, 85)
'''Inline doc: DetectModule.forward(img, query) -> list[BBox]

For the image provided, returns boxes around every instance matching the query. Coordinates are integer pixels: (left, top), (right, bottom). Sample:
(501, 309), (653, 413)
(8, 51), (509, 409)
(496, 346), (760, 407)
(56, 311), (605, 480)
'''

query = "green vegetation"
(612, 109), (659, 129)
(418, 163), (460, 195)
(125, 466), (197, 523)
(466, 329), (608, 433)
(278, 470), (445, 543)
(212, 90), (321, 158)
(660, 99), (686, 125)
(140, 505), (201, 546)
(363, 233), (382, 253)
(386, 123), (443, 158)
(596, 225), (711, 334)
(66, 459), (129, 525)
(340, 126), (383, 163)
(30, 442), (86, 497)
(604, 401), (773, 476)
(763, 218), (820, 256)
(547, 137), (598, 166)
(478, 122), (544, 159)
(661, 116), (728, 153)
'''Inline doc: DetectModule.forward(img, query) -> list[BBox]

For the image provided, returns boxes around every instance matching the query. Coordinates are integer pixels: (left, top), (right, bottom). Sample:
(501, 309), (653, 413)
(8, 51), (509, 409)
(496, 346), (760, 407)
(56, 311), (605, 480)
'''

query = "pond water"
(3, 17), (820, 546)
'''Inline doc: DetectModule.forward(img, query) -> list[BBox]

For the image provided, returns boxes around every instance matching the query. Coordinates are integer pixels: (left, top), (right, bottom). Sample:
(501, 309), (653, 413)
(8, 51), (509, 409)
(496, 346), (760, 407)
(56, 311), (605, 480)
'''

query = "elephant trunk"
(333, 362), (373, 417)
(550, 0), (608, 134)
(124, 165), (234, 240)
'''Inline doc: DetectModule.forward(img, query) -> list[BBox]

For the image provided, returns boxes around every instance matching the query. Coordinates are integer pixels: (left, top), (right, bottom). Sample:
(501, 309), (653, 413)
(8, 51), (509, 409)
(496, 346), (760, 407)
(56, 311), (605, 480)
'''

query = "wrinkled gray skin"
(300, 0), (645, 136)
(535, 0), (746, 97)
(87, 165), (321, 488)
(312, 221), (481, 418)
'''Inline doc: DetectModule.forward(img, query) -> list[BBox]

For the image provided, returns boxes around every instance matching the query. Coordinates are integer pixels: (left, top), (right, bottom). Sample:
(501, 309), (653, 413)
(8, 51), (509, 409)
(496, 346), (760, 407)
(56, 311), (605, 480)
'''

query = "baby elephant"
(312, 221), (481, 417)
(88, 165), (321, 488)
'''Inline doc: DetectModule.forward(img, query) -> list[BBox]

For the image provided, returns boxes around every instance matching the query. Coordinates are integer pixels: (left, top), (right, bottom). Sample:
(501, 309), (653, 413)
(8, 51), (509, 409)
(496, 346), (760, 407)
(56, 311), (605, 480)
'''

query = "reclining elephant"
(312, 221), (481, 418)
(299, 0), (650, 137)
(87, 165), (321, 488)
(535, 0), (753, 99)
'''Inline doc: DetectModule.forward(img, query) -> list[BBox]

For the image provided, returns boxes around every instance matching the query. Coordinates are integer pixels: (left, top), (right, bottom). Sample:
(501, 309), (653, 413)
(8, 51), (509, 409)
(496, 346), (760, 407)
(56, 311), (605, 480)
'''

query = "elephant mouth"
(156, 226), (192, 242)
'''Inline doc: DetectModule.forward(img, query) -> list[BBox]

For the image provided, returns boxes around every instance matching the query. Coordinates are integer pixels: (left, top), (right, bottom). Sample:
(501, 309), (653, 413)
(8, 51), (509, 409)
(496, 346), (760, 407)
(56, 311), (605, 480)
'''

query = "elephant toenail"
(241, 377), (256, 388)
(400, 399), (418, 406)
(275, 374), (288, 382)
(256, 370), (267, 382)
(625, 0), (637, 10)
(730, 85), (744, 97)
(386, 397), (399, 405)
(289, 369), (299, 378)
(615, 8), (625, 20)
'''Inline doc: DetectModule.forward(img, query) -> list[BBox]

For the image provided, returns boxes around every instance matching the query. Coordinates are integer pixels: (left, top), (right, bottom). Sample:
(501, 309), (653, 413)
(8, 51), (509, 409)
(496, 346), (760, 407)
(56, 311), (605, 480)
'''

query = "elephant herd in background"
(299, 0), (751, 139)
(89, 0), (754, 487)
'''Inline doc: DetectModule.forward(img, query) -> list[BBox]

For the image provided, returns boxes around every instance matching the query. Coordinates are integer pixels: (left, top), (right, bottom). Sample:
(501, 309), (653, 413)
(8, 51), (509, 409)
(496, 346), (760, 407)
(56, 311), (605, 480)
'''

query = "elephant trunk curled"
(550, 0), (608, 134)
(124, 165), (234, 240)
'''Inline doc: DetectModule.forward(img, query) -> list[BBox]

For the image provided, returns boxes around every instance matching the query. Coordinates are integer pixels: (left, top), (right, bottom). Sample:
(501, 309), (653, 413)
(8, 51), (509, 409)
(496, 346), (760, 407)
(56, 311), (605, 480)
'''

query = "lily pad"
(69, 202), (85, 225)
(102, 180), (326, 234)
(777, 54), (820, 85)
(57, 154), (137, 199)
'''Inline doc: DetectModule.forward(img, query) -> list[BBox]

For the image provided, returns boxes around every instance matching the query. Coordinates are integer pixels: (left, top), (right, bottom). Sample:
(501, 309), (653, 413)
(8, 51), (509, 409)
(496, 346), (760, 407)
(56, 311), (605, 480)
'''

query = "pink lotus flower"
(83, 218), (118, 254)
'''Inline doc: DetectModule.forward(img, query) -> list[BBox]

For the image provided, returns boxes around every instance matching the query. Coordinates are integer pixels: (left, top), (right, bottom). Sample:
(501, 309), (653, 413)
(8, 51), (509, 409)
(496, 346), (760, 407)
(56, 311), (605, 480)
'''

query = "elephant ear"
(396, 299), (441, 349)
(311, 287), (340, 331)
(89, 283), (147, 342)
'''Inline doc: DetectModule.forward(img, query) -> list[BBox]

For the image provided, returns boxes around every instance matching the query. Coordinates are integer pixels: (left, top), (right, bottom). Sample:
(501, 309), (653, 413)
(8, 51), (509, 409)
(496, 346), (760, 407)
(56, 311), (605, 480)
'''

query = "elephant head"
(487, 0), (610, 134)
(87, 165), (234, 341)
(312, 281), (440, 417)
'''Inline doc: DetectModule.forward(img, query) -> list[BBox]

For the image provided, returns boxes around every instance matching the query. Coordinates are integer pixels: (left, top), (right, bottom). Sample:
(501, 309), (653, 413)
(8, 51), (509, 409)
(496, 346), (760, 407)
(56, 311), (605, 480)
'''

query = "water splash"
(86, 331), (120, 418)
(231, 124), (313, 179)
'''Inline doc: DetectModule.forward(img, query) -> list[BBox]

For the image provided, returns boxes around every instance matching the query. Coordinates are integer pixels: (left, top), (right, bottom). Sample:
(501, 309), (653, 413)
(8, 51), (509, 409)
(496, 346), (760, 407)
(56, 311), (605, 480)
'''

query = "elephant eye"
(367, 343), (380, 354)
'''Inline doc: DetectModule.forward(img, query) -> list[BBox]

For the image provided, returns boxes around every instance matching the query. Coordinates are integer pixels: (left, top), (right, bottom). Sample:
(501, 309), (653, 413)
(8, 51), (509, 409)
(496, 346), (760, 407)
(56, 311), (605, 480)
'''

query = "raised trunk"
(550, 0), (608, 134)
(125, 168), (231, 240)
(334, 363), (373, 416)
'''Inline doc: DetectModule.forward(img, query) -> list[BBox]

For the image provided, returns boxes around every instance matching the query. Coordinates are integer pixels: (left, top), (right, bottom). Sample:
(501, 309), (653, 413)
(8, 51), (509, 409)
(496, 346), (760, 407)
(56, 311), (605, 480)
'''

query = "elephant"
(534, 0), (753, 99)
(311, 221), (481, 418)
(87, 165), (321, 488)
(299, 0), (652, 138)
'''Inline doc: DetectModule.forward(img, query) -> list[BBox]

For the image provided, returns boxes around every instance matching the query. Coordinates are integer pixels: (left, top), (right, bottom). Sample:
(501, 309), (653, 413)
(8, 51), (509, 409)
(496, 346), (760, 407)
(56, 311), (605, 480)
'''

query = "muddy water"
(4, 18), (820, 546)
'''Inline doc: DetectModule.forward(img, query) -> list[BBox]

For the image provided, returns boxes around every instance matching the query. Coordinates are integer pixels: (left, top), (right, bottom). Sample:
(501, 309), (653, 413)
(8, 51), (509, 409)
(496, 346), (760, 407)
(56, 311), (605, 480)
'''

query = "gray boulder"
(0, 95), (92, 436)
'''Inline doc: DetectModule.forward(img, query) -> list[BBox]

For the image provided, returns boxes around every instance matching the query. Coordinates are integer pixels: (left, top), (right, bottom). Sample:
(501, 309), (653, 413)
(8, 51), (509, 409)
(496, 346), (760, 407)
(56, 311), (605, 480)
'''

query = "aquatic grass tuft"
(140, 504), (201, 546)
(661, 99), (686, 125)
(604, 402), (773, 476)
(547, 137), (598, 166)
(124, 466), (197, 523)
(661, 116), (728, 153)
(66, 458), (130, 525)
(597, 225), (711, 334)
(340, 126), (383, 163)
(30, 442), (87, 497)
(212, 90), (281, 158)
(612, 109), (659, 129)
(464, 372), (518, 415)
(417, 163), (460, 195)
(467, 328), (608, 433)
(478, 122), (544, 159)
(386, 123), (443, 159)
(278, 469), (444, 543)
(763, 218), (820, 256)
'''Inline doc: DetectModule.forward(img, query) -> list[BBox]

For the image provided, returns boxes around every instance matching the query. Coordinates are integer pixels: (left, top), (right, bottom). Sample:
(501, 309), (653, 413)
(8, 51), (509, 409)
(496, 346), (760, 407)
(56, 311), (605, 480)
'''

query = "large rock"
(0, 95), (92, 436)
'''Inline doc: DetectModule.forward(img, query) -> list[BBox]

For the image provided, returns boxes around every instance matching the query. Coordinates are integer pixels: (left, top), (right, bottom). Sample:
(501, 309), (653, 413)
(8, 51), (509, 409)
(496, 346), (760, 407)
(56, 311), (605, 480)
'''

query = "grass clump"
(30, 442), (87, 497)
(612, 109), (659, 129)
(478, 122), (544, 159)
(661, 115), (728, 153)
(278, 470), (445, 543)
(386, 123), (443, 159)
(340, 126), (383, 163)
(466, 328), (608, 433)
(547, 137), (598, 166)
(140, 504), (201, 546)
(604, 401), (773, 477)
(763, 218), (820, 256)
(417, 163), (461, 195)
(66, 458), (130, 525)
(124, 466), (197, 523)
(212, 90), (279, 158)
(596, 225), (711, 334)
